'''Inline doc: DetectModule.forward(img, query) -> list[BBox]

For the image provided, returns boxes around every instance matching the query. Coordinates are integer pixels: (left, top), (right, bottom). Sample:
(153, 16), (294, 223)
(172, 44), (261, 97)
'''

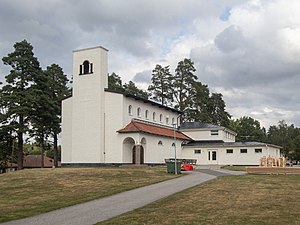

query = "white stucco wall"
(142, 134), (182, 164)
(181, 129), (235, 142)
(181, 145), (281, 165)
(104, 92), (124, 163)
(61, 97), (73, 163)
(123, 97), (179, 128)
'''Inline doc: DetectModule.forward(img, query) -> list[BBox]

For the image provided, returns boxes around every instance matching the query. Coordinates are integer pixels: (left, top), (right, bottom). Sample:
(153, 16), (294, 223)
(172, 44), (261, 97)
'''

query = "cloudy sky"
(0, 0), (300, 129)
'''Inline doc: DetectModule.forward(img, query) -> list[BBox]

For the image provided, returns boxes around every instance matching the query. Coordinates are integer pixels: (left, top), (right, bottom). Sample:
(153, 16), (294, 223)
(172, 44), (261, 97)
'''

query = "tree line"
(230, 117), (300, 160)
(0, 40), (70, 170)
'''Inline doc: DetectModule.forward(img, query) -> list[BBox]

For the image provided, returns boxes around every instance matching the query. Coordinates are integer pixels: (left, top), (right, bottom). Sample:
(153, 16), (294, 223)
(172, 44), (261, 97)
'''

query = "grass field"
(98, 175), (300, 225)
(0, 166), (174, 223)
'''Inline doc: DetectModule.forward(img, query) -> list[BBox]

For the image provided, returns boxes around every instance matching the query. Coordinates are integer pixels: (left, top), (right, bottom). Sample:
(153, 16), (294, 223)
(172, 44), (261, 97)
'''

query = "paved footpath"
(1, 170), (243, 225)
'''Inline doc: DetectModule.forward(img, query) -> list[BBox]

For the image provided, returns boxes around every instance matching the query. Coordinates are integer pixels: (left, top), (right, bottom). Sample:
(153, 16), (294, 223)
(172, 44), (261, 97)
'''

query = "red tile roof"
(118, 120), (192, 140)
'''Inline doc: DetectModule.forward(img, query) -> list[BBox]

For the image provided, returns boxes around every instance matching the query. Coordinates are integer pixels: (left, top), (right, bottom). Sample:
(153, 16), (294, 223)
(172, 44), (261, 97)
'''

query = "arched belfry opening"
(79, 60), (93, 75)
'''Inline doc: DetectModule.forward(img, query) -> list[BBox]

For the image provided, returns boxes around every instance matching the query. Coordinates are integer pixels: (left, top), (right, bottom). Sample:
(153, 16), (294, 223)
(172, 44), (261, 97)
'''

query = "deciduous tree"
(230, 116), (266, 142)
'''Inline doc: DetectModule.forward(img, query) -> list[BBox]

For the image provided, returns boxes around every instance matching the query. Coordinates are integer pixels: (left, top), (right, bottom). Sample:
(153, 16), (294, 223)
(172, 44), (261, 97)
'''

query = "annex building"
(61, 46), (281, 166)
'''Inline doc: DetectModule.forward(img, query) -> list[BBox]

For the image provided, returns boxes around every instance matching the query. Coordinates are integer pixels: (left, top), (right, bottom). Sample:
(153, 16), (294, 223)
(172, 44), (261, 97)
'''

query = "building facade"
(62, 46), (281, 166)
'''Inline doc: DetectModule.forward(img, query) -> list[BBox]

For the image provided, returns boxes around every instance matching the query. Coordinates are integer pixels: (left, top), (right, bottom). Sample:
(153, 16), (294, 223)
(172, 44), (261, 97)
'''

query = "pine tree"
(188, 81), (210, 122)
(207, 93), (231, 126)
(148, 64), (173, 106)
(108, 72), (124, 92)
(123, 81), (149, 99)
(1, 40), (42, 169)
(172, 58), (197, 121)
(43, 64), (69, 167)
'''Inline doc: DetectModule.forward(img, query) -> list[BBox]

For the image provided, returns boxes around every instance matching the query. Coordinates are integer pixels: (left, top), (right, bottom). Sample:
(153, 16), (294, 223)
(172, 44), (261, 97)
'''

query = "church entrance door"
(132, 145), (144, 164)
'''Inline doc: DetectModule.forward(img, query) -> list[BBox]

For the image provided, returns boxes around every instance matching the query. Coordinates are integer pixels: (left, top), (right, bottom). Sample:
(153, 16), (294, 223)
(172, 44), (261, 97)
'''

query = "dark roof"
(105, 89), (181, 114)
(118, 120), (192, 140)
(183, 141), (282, 148)
(179, 122), (222, 129)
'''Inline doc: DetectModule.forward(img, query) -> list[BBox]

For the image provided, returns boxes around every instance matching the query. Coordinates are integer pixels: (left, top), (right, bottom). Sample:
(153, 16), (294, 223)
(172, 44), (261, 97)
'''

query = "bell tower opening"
(79, 60), (93, 75)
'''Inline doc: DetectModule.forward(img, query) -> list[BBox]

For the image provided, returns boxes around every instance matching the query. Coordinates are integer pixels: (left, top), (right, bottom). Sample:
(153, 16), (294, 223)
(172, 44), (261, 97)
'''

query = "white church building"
(61, 46), (281, 166)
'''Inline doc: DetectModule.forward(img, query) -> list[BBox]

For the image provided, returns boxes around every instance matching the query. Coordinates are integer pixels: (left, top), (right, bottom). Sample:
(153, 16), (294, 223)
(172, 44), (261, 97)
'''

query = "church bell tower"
(67, 46), (108, 163)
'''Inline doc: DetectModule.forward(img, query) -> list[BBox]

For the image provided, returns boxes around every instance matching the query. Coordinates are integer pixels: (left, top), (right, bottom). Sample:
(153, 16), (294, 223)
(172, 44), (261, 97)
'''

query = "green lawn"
(0, 166), (175, 223)
(98, 175), (300, 225)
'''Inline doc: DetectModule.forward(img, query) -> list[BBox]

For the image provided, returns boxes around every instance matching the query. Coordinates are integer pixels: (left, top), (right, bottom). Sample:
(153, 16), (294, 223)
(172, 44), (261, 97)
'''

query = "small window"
(137, 107), (141, 117)
(172, 143), (175, 147)
(153, 112), (156, 121)
(166, 117), (169, 124)
(194, 150), (201, 154)
(158, 140), (163, 146)
(172, 118), (175, 125)
(160, 114), (163, 123)
(255, 148), (262, 153)
(240, 149), (247, 153)
(226, 149), (233, 154)
(145, 110), (149, 119)
(128, 105), (132, 115)
(211, 130), (219, 136)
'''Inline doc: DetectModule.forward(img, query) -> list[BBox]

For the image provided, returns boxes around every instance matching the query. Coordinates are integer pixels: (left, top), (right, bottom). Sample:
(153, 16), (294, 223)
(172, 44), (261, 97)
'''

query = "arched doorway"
(123, 137), (135, 163)
(132, 145), (144, 164)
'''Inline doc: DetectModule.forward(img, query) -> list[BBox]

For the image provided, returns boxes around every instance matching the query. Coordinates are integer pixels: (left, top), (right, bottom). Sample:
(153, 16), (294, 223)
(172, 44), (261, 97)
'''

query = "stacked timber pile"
(259, 156), (286, 167)
(247, 156), (300, 174)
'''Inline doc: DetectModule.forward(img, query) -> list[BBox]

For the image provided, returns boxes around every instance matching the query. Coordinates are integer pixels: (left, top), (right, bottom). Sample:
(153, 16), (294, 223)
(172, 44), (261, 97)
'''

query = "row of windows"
(128, 105), (175, 125)
(194, 148), (263, 154)
(158, 140), (176, 147)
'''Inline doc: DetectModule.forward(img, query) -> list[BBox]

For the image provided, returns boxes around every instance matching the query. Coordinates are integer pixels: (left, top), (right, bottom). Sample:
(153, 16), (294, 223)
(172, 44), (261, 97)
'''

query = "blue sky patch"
(220, 6), (231, 21)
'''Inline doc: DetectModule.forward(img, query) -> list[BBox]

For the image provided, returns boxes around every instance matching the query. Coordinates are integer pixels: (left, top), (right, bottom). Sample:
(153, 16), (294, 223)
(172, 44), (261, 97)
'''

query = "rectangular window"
(211, 130), (219, 136)
(226, 149), (233, 154)
(255, 148), (262, 153)
(194, 150), (201, 154)
(240, 149), (247, 153)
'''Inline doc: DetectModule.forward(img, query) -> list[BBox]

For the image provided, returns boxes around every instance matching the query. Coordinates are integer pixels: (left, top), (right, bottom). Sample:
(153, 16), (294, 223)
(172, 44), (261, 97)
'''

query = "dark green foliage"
(108, 73), (149, 99)
(147, 58), (231, 125)
(173, 58), (197, 113)
(267, 121), (300, 159)
(207, 93), (231, 126)
(148, 65), (173, 106)
(123, 81), (149, 99)
(0, 40), (69, 168)
(230, 116), (266, 142)
(43, 64), (69, 166)
(1, 40), (42, 169)
(108, 72), (124, 92)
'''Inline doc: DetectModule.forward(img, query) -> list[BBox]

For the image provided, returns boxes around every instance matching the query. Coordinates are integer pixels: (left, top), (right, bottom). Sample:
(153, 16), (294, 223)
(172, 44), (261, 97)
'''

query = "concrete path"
(1, 169), (242, 225)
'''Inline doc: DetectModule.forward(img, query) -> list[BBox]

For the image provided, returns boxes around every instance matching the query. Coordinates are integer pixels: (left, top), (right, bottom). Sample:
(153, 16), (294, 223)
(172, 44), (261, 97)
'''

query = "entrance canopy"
(118, 120), (192, 140)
